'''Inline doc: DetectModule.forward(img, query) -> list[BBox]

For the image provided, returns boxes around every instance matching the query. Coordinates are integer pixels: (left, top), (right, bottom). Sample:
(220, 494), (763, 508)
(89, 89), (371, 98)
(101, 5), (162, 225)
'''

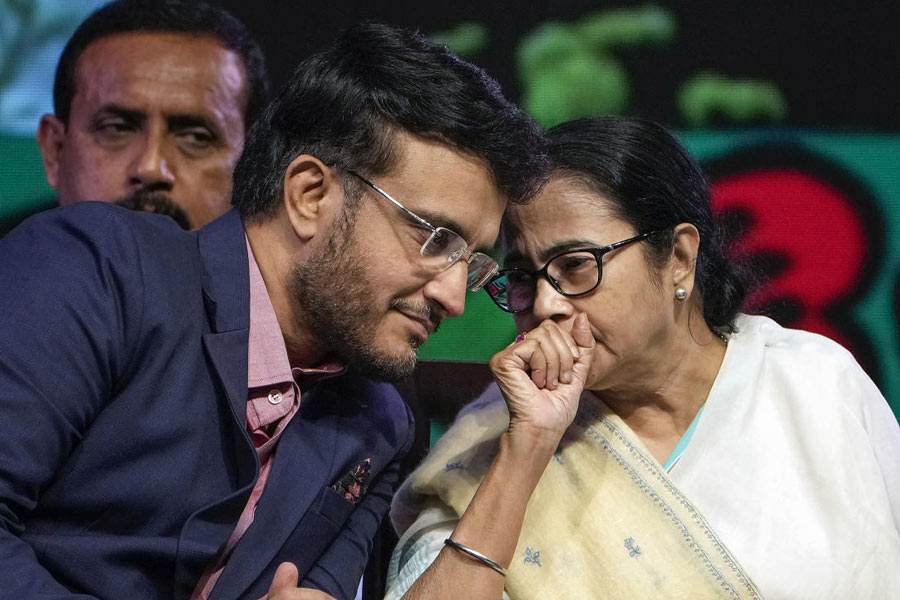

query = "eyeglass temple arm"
(347, 170), (437, 231)
(605, 230), (659, 252)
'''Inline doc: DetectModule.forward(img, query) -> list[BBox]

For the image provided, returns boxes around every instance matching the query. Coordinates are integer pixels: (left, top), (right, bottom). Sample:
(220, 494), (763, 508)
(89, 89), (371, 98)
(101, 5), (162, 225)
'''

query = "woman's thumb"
(572, 312), (595, 352)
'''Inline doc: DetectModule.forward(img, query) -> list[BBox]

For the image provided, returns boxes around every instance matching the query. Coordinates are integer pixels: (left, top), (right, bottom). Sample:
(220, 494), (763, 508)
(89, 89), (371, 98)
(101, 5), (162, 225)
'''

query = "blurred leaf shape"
(678, 72), (788, 128)
(516, 4), (676, 127)
(431, 21), (490, 59)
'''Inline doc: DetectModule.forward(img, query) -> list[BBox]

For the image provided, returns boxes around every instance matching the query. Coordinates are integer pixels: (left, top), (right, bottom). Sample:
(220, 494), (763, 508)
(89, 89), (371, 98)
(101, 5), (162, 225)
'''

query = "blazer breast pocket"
(273, 486), (355, 576)
(316, 485), (356, 526)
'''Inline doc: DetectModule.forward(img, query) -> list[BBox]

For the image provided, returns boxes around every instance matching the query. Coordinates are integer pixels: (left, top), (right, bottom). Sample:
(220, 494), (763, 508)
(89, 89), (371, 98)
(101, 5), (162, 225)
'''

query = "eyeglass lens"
(347, 170), (498, 292)
(488, 250), (602, 312)
(422, 227), (498, 292)
(547, 251), (601, 294)
(466, 255), (500, 291)
(486, 230), (664, 312)
(422, 228), (466, 262)
(492, 271), (537, 312)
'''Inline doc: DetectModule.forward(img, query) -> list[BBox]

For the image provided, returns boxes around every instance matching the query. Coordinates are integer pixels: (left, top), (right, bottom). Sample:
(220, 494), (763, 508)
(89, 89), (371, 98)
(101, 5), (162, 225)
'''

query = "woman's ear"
(282, 155), (342, 242)
(671, 222), (701, 296)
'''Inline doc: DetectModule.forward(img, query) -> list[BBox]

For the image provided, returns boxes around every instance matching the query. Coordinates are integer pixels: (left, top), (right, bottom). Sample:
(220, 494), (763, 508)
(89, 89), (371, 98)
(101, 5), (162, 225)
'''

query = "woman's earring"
(675, 287), (688, 301)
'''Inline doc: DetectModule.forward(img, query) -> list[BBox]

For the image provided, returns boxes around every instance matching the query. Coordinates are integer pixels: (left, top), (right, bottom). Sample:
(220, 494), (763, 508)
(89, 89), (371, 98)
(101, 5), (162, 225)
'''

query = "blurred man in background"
(36, 0), (269, 230)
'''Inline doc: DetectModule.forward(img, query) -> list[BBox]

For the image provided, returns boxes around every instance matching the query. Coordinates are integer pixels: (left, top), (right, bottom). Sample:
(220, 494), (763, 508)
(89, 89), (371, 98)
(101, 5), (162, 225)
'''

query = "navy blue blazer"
(0, 203), (414, 600)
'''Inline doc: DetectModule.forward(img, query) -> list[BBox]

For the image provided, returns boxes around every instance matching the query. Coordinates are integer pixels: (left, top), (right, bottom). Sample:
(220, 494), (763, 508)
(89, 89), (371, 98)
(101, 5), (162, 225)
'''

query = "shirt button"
(267, 390), (283, 405)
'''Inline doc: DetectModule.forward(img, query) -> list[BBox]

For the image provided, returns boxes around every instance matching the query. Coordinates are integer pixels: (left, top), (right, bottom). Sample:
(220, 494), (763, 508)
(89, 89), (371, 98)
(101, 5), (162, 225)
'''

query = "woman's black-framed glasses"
(484, 230), (664, 313)
(347, 170), (499, 292)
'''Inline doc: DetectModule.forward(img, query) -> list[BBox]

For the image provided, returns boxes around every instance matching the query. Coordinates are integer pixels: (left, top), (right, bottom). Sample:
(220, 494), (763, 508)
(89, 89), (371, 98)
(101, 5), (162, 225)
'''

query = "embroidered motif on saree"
(400, 391), (763, 599)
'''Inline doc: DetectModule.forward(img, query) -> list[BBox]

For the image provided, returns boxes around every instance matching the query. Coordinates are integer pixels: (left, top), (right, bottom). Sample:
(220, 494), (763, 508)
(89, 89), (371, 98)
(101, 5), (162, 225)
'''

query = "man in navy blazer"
(0, 22), (547, 600)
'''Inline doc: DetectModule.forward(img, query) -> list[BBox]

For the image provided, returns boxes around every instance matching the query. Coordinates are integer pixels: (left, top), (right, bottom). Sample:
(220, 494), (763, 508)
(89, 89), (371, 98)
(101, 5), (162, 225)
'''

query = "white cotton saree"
(387, 316), (900, 599)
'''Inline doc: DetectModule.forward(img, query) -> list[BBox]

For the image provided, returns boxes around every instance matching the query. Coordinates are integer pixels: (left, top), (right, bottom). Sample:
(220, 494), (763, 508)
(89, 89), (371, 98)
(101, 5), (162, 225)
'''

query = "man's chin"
(348, 342), (418, 382)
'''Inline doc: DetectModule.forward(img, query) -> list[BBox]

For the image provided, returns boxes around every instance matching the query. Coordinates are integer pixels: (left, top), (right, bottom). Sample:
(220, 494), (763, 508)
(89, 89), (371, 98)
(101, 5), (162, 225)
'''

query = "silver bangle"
(444, 538), (507, 577)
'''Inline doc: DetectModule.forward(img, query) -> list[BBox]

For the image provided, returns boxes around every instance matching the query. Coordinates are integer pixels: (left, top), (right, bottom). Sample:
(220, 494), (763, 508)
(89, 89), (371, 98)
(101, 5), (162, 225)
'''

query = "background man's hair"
(53, 0), (270, 127)
(232, 21), (548, 223)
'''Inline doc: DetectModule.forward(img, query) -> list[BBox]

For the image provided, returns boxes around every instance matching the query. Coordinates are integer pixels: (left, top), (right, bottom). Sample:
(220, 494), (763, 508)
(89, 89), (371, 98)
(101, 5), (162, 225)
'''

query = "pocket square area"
(331, 457), (372, 504)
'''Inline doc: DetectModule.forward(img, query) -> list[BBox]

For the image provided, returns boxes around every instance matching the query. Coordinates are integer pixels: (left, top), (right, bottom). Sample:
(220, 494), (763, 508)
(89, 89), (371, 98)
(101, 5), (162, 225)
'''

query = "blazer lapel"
(209, 385), (344, 599)
(195, 210), (252, 436)
(202, 330), (254, 452)
(173, 212), (258, 599)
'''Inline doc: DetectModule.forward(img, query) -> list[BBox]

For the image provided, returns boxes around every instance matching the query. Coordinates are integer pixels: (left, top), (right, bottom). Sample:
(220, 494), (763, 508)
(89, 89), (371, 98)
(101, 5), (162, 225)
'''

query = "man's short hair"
(232, 22), (548, 223)
(53, 0), (270, 126)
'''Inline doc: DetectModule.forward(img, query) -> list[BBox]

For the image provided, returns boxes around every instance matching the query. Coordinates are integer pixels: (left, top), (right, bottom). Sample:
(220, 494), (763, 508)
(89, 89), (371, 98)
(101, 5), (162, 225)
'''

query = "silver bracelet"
(444, 538), (507, 577)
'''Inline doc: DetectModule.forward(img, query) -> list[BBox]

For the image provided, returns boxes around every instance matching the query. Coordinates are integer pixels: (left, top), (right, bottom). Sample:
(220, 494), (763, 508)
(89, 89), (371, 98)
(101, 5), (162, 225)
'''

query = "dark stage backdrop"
(220, 0), (900, 132)
(1, 0), (899, 417)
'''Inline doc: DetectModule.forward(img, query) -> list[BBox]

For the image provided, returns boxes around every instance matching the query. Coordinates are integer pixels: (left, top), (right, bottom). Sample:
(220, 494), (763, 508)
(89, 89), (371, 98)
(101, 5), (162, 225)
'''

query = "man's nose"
(129, 133), (175, 189)
(423, 261), (468, 319)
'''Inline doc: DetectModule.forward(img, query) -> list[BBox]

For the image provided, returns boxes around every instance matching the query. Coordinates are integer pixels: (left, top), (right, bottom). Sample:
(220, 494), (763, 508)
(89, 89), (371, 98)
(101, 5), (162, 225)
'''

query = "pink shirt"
(191, 238), (343, 599)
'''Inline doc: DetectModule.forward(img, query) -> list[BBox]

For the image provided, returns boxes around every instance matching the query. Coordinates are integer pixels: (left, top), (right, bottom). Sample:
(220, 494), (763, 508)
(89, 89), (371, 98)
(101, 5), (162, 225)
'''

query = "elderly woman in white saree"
(384, 116), (900, 600)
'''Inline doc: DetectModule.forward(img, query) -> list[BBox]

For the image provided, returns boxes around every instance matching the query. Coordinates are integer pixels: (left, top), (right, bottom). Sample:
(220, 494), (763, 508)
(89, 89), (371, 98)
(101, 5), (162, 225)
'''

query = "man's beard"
(115, 190), (192, 230)
(288, 217), (441, 382)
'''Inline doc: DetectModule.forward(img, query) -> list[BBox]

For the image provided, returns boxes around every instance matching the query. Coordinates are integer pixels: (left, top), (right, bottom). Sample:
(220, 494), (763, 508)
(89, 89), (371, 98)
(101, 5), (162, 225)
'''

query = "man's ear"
(36, 114), (65, 190)
(671, 222), (701, 295)
(282, 155), (342, 242)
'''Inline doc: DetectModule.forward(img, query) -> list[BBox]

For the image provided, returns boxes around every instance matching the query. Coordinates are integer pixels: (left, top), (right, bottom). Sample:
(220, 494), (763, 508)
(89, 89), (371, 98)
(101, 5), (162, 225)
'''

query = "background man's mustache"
(115, 192), (192, 230)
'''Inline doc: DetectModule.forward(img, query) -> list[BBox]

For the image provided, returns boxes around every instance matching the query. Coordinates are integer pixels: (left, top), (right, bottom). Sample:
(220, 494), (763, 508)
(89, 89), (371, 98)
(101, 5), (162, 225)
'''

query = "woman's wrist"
(505, 418), (567, 448)
(499, 427), (561, 467)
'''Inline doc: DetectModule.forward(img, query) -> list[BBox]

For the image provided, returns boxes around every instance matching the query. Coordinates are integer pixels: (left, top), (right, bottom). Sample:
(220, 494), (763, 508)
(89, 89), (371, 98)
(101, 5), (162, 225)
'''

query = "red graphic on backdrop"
(702, 143), (885, 385)
(711, 169), (867, 351)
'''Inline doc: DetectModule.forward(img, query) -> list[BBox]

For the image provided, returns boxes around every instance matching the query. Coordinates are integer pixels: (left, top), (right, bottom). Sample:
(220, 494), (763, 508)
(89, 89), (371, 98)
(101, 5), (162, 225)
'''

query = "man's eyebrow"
(414, 209), (480, 250)
(92, 103), (144, 123)
(90, 105), (223, 139)
(167, 114), (222, 136)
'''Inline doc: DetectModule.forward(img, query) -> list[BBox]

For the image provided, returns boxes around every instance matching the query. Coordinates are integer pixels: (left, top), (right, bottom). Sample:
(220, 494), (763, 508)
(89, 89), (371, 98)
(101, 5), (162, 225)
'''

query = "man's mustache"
(388, 299), (445, 336)
(115, 192), (192, 230)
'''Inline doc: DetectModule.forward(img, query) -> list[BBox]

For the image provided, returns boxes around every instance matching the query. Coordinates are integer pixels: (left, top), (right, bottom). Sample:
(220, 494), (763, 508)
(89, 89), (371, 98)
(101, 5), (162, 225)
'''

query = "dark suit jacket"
(0, 203), (414, 600)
